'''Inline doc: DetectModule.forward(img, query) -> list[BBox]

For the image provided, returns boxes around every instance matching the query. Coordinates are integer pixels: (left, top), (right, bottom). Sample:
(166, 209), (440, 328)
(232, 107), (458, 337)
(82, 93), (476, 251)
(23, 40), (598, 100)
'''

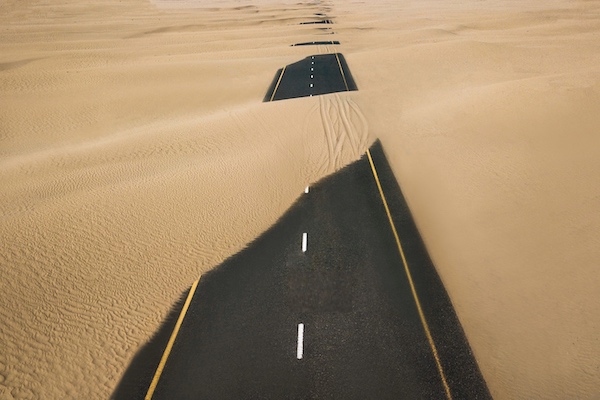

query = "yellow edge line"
(334, 53), (349, 91)
(269, 66), (286, 102)
(145, 278), (201, 400)
(366, 149), (453, 400)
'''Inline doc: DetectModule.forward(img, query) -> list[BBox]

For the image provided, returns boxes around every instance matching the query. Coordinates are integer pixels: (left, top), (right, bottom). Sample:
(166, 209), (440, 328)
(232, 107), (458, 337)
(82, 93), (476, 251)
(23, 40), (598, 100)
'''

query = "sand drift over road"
(1, 0), (600, 399)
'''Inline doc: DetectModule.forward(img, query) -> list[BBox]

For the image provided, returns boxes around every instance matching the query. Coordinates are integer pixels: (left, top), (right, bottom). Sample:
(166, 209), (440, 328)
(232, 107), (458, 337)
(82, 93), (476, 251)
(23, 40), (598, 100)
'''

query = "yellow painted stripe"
(145, 278), (201, 400)
(269, 66), (286, 102)
(366, 149), (452, 400)
(334, 53), (349, 91)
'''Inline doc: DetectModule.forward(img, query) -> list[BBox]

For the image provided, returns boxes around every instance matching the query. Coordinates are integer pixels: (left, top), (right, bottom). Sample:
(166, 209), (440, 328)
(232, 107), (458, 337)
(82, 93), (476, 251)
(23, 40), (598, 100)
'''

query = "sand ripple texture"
(0, 1), (371, 398)
(0, 103), (359, 399)
(2, 0), (600, 399)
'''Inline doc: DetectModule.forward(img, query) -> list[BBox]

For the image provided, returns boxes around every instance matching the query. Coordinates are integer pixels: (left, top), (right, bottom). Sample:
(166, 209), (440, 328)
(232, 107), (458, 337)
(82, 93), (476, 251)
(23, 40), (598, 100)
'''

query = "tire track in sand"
(308, 93), (369, 174)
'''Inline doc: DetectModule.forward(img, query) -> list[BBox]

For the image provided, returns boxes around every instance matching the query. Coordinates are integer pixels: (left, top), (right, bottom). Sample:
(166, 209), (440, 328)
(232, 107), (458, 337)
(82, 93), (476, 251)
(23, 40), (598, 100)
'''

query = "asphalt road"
(300, 19), (333, 24)
(264, 53), (358, 102)
(145, 141), (492, 399)
(292, 41), (340, 46)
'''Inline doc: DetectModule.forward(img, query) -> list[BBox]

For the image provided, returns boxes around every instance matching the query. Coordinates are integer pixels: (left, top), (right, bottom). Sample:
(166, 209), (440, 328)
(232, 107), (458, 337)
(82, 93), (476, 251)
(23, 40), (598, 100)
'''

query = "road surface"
(292, 41), (340, 46)
(144, 141), (492, 399)
(263, 53), (357, 102)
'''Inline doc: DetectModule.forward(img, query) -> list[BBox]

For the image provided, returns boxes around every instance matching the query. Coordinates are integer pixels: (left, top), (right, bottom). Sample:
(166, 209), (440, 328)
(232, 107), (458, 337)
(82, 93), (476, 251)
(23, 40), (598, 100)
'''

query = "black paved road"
(145, 141), (492, 399)
(292, 41), (340, 46)
(300, 19), (333, 24)
(263, 53), (358, 102)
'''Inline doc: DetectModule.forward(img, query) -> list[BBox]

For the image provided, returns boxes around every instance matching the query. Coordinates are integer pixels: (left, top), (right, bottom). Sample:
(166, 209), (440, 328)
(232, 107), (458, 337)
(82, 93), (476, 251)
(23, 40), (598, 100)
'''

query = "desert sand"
(1, 0), (599, 398)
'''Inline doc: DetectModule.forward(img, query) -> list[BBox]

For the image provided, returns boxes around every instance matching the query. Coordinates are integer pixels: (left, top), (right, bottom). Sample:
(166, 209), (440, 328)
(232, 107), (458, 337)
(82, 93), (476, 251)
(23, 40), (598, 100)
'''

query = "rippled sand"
(1, 0), (599, 398)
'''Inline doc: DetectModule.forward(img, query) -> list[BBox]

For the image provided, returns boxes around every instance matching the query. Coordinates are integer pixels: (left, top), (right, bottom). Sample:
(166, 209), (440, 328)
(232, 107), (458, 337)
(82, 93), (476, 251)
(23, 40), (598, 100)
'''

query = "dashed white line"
(310, 74), (314, 78)
(311, 67), (314, 71)
(297, 323), (304, 359)
(305, 186), (309, 193)
(302, 232), (307, 252)
(310, 83), (314, 88)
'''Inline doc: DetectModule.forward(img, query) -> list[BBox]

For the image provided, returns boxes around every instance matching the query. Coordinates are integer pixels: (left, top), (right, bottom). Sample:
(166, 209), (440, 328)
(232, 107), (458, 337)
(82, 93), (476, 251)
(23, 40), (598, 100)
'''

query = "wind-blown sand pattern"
(1, 0), (599, 398)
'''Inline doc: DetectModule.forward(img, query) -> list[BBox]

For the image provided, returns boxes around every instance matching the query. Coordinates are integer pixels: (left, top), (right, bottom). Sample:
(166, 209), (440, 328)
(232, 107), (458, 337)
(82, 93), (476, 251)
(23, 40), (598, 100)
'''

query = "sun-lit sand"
(1, 0), (599, 398)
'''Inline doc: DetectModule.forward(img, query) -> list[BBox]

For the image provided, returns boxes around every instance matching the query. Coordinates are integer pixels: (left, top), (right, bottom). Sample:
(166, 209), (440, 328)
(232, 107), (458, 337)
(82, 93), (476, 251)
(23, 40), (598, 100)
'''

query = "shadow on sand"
(111, 287), (192, 400)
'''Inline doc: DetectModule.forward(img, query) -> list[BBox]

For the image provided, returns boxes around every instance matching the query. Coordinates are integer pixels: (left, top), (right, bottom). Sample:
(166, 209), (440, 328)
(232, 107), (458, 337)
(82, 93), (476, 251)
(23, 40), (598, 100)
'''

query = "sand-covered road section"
(1, 0), (599, 398)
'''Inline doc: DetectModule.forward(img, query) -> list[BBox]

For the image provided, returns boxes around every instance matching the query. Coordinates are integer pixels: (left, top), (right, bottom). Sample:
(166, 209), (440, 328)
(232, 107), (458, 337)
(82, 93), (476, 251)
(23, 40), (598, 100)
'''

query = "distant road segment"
(263, 53), (358, 102)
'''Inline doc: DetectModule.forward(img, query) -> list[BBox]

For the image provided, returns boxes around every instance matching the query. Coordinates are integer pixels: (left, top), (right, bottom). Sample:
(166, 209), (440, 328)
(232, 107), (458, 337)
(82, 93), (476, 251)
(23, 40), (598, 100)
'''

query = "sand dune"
(1, 0), (599, 398)
(342, 2), (600, 398)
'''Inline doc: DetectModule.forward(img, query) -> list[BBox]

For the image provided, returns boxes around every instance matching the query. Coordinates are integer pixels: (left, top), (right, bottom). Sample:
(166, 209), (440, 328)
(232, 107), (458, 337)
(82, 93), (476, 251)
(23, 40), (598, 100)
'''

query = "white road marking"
(297, 323), (304, 359)
(311, 56), (314, 59)
(302, 232), (307, 252)
(310, 83), (314, 88)
(311, 74), (314, 78)
(305, 186), (309, 193)
(311, 61), (314, 65)
(311, 67), (314, 71)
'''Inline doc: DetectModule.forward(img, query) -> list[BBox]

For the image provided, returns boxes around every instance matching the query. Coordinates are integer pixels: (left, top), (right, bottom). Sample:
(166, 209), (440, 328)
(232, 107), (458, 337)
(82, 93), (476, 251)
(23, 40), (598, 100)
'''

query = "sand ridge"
(1, 0), (600, 398)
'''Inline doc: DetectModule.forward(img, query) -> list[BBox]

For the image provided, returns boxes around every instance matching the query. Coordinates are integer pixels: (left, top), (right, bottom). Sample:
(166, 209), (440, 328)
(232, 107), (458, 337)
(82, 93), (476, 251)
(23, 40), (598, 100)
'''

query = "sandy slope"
(1, 0), (599, 398)
(0, 2), (370, 398)
(340, 1), (600, 398)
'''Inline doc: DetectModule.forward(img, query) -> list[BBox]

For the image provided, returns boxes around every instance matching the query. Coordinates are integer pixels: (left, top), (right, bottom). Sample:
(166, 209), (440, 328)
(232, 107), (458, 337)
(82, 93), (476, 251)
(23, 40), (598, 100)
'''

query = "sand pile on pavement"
(1, 0), (598, 398)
